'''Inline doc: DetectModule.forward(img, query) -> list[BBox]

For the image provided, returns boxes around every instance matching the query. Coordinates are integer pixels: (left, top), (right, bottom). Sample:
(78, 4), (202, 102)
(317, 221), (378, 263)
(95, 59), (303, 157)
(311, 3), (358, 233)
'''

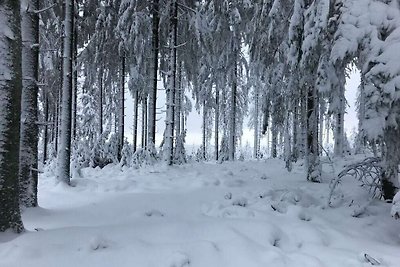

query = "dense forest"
(1, 0), (400, 238)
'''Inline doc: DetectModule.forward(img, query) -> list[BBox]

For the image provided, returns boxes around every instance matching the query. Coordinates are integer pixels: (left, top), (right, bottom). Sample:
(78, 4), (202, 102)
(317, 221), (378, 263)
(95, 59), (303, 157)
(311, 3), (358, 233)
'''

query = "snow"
(1, 159), (400, 267)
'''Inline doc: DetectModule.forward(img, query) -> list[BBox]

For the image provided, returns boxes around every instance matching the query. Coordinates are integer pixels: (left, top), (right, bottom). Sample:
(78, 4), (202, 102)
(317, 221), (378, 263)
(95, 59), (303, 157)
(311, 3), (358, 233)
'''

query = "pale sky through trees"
(124, 72), (361, 148)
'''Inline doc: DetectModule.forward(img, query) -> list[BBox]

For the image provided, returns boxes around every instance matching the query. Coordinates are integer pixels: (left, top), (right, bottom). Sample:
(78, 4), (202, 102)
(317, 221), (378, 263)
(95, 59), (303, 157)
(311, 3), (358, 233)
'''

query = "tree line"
(1, 0), (400, 232)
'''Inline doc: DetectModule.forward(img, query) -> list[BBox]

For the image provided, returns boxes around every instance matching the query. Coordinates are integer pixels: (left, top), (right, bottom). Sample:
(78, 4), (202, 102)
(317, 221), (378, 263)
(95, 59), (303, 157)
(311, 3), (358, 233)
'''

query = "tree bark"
(43, 93), (49, 164)
(56, 0), (74, 185)
(164, 0), (178, 165)
(292, 101), (299, 162)
(382, 126), (400, 200)
(99, 68), (104, 135)
(202, 102), (207, 160)
(229, 55), (238, 161)
(148, 0), (160, 147)
(19, 0), (40, 207)
(0, 0), (24, 233)
(142, 98), (148, 148)
(306, 85), (320, 182)
(334, 84), (345, 157)
(254, 85), (259, 159)
(133, 89), (139, 152)
(215, 85), (219, 161)
(118, 54), (125, 161)
(71, 9), (78, 141)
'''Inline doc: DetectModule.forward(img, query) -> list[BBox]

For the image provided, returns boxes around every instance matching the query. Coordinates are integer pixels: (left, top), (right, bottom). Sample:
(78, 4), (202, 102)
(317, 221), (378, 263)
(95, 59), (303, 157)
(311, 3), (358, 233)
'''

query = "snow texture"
(1, 159), (399, 267)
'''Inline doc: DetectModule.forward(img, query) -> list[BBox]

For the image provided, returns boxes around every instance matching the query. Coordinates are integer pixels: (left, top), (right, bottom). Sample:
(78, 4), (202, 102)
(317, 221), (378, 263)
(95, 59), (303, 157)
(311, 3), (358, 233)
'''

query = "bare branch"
(33, 3), (57, 14)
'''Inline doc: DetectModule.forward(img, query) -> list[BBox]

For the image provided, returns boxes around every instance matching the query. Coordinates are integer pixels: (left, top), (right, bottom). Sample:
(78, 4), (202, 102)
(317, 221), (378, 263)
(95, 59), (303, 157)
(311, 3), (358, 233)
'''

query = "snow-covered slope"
(0, 159), (399, 267)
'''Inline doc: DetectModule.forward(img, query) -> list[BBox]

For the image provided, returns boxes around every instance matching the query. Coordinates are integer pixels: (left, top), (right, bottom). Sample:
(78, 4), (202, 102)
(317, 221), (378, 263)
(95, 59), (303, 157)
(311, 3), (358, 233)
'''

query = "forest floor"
(1, 157), (400, 267)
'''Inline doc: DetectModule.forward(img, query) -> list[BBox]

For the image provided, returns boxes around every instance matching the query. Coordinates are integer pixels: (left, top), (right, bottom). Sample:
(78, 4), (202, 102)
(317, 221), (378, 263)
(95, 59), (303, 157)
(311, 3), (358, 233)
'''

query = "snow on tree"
(331, 0), (400, 200)
(19, 0), (39, 208)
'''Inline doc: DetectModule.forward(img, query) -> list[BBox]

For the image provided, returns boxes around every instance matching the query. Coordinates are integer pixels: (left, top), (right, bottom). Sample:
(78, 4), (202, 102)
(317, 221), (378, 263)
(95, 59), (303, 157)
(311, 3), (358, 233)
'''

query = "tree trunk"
(54, 88), (60, 155)
(306, 85), (320, 182)
(299, 88), (307, 159)
(292, 101), (299, 162)
(148, 0), (160, 147)
(271, 120), (277, 158)
(174, 62), (184, 161)
(99, 68), (104, 135)
(355, 75), (366, 154)
(202, 103), (207, 160)
(118, 54), (125, 161)
(142, 98), (148, 148)
(19, 0), (40, 207)
(133, 90), (139, 152)
(71, 11), (78, 141)
(319, 99), (325, 153)
(0, 0), (24, 233)
(43, 93), (49, 164)
(229, 57), (238, 161)
(382, 126), (400, 200)
(164, 0), (178, 165)
(334, 85), (345, 157)
(174, 62), (182, 142)
(254, 85), (259, 159)
(215, 86), (219, 161)
(56, 0), (74, 185)
(284, 108), (292, 171)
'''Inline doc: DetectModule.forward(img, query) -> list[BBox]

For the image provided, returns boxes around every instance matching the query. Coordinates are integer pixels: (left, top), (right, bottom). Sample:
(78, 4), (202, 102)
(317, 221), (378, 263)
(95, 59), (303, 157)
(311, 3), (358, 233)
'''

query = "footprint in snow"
(168, 252), (190, 267)
(89, 235), (110, 251)
(232, 197), (248, 207)
(298, 210), (312, 221)
(145, 209), (165, 217)
(224, 192), (232, 200)
(270, 202), (287, 214)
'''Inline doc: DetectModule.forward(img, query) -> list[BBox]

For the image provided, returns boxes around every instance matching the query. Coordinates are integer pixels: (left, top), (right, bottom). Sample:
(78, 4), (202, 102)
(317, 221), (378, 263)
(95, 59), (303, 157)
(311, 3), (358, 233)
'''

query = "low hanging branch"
(328, 157), (383, 206)
(34, 3), (57, 14)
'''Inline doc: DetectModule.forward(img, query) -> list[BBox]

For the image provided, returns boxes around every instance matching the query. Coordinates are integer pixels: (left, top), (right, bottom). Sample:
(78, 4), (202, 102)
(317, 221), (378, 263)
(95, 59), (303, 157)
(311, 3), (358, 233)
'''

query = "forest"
(1, 0), (400, 266)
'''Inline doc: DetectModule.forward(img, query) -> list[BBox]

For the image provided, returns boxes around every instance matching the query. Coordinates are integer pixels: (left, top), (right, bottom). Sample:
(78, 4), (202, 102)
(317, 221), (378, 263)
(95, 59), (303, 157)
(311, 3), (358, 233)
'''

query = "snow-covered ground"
(1, 158), (399, 267)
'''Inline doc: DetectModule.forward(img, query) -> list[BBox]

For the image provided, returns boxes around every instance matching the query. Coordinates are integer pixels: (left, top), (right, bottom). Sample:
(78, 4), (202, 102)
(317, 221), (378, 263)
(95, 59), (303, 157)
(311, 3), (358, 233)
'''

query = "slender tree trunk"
(56, 0), (74, 185)
(300, 89), (307, 159)
(355, 75), (366, 154)
(19, 0), (40, 207)
(71, 11), (78, 141)
(254, 85), (259, 159)
(319, 99), (325, 152)
(43, 93), (49, 164)
(292, 101), (298, 162)
(306, 85), (320, 182)
(54, 88), (60, 155)
(326, 113), (331, 144)
(99, 68), (103, 135)
(229, 56), (238, 161)
(202, 103), (207, 160)
(133, 90), (139, 152)
(334, 85), (345, 157)
(141, 100), (146, 148)
(164, 0), (178, 165)
(284, 108), (292, 171)
(148, 0), (160, 147)
(271, 119), (277, 158)
(118, 54), (125, 161)
(141, 98), (148, 148)
(215, 86), (219, 161)
(0, 0), (24, 233)
(174, 62), (184, 161)
(174, 62), (182, 142)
